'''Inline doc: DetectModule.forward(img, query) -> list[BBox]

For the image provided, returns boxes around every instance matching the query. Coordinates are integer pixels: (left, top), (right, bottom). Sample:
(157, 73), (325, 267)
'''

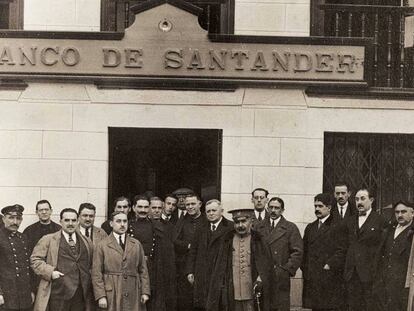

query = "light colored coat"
(92, 234), (150, 311)
(30, 230), (93, 311)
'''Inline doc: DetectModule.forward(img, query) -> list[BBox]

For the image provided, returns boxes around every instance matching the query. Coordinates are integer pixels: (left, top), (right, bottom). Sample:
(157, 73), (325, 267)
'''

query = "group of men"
(1, 183), (414, 311)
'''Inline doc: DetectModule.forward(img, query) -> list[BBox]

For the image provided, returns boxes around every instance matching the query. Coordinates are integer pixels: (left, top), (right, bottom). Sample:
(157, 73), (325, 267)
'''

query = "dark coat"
(0, 227), (33, 309)
(129, 218), (177, 311)
(23, 220), (61, 253)
(331, 201), (357, 222)
(185, 217), (234, 309)
(255, 216), (303, 310)
(205, 229), (273, 311)
(373, 222), (414, 311)
(301, 215), (346, 309)
(343, 210), (386, 284)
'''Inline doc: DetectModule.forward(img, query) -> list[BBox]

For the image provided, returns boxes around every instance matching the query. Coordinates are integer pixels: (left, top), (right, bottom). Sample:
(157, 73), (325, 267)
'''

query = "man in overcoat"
(343, 188), (386, 311)
(374, 201), (414, 311)
(301, 193), (346, 311)
(92, 211), (150, 311)
(205, 207), (273, 311)
(186, 199), (234, 310)
(255, 196), (303, 311)
(31, 208), (94, 311)
(0, 204), (35, 311)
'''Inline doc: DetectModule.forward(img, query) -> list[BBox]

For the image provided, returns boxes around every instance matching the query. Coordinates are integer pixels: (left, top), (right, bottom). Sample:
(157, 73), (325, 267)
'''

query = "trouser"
(347, 273), (374, 311)
(234, 300), (254, 311)
(48, 286), (85, 311)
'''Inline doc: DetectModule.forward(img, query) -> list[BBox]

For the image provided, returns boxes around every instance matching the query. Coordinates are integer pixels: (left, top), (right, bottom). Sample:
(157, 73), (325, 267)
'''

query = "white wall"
(24, 0), (101, 31)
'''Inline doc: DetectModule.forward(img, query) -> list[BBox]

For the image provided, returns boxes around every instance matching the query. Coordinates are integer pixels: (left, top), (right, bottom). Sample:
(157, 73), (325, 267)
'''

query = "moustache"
(357, 204), (364, 208)
(315, 211), (322, 215)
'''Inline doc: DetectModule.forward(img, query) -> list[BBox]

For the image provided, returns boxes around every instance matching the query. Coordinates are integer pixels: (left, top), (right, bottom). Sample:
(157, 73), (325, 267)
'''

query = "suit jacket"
(301, 215), (346, 309)
(92, 234), (150, 311)
(252, 209), (269, 228)
(331, 201), (357, 222)
(185, 217), (234, 309)
(30, 230), (93, 311)
(255, 216), (303, 310)
(343, 210), (386, 283)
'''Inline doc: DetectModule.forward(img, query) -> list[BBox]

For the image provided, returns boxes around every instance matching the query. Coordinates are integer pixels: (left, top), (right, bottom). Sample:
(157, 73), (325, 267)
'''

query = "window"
(311, 0), (413, 88)
(0, 0), (23, 29)
(100, 0), (234, 34)
(108, 127), (222, 214)
(323, 132), (414, 219)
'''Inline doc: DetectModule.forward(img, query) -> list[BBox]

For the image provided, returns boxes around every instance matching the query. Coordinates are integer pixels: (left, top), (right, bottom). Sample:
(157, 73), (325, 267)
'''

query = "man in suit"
(302, 193), (346, 311)
(92, 211), (150, 310)
(186, 199), (234, 311)
(31, 208), (93, 311)
(78, 203), (107, 245)
(251, 188), (270, 224)
(375, 201), (414, 311)
(0, 204), (35, 311)
(174, 194), (208, 311)
(101, 196), (132, 235)
(343, 188), (386, 311)
(332, 181), (356, 222)
(255, 197), (303, 311)
(161, 194), (178, 225)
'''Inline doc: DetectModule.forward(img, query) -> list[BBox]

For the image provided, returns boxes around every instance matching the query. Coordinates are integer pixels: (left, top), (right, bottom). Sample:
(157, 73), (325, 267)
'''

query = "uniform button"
(12, 248), (16, 251)
(16, 274), (19, 277)
(10, 242), (13, 245)
(16, 267), (19, 270)
(14, 261), (18, 264)
(124, 293), (128, 297)
(13, 254), (17, 257)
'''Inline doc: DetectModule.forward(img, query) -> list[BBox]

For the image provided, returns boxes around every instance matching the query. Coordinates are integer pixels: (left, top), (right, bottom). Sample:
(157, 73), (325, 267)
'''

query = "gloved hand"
(253, 280), (263, 295)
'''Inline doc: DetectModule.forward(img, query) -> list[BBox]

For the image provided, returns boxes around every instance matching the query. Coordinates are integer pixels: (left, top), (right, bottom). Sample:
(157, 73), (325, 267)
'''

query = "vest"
(51, 233), (90, 300)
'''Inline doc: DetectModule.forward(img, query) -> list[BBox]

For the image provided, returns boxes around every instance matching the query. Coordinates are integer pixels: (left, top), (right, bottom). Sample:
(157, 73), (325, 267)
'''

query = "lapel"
(209, 218), (230, 246)
(308, 217), (331, 243)
(358, 210), (376, 236)
(123, 235), (134, 261)
(267, 216), (287, 245)
(50, 231), (62, 266)
(107, 233), (124, 256)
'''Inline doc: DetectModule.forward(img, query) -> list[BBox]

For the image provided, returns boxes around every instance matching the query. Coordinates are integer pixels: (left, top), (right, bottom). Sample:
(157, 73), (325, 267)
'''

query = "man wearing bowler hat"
(0, 204), (35, 311)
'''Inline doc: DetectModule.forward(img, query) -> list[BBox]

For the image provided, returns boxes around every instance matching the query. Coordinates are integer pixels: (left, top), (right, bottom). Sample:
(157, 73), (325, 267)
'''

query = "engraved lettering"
(164, 49), (183, 69)
(40, 47), (59, 66)
(19, 47), (37, 65)
(316, 53), (334, 72)
(208, 49), (227, 70)
(102, 48), (121, 67)
(294, 53), (312, 72)
(62, 47), (80, 66)
(125, 48), (143, 68)
(251, 51), (269, 71)
(187, 49), (205, 69)
(272, 52), (290, 72)
(231, 50), (249, 70)
(0, 47), (16, 65)
(337, 54), (356, 73)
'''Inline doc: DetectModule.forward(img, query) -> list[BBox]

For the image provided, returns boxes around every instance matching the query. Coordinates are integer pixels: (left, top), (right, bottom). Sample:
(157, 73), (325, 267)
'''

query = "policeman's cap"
(1, 204), (24, 216)
(228, 208), (255, 220)
(172, 188), (195, 196)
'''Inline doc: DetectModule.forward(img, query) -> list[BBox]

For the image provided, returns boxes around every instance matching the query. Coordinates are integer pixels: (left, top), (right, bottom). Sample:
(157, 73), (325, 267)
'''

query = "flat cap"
(1, 204), (24, 216)
(228, 208), (255, 219)
(172, 188), (195, 196)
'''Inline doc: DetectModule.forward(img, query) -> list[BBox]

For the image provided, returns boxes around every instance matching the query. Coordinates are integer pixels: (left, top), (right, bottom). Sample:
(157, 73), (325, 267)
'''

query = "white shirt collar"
(319, 214), (330, 224)
(79, 226), (92, 236)
(255, 210), (266, 219)
(161, 213), (170, 220)
(112, 232), (126, 244)
(211, 217), (223, 229)
(62, 230), (77, 244)
(270, 216), (281, 227)
(397, 220), (413, 230)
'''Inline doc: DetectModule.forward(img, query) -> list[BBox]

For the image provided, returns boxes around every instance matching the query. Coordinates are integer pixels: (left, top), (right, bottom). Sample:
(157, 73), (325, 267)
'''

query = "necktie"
(68, 233), (76, 253)
(119, 235), (125, 251)
(258, 213), (263, 221)
(340, 206), (344, 218)
(85, 228), (90, 238)
(271, 220), (275, 229)
(211, 224), (216, 232)
(318, 220), (322, 229)
(179, 210), (184, 219)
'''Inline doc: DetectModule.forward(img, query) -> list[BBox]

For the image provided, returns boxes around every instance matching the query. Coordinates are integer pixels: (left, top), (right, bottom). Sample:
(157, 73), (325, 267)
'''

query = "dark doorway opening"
(108, 127), (222, 215)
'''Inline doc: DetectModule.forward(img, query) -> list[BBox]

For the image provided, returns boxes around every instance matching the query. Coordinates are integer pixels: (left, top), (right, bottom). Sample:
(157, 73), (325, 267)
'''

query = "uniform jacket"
(206, 229), (273, 311)
(185, 217), (234, 309)
(301, 215), (346, 309)
(0, 227), (33, 309)
(374, 222), (414, 311)
(30, 230), (93, 311)
(343, 210), (386, 283)
(92, 234), (150, 311)
(255, 216), (303, 310)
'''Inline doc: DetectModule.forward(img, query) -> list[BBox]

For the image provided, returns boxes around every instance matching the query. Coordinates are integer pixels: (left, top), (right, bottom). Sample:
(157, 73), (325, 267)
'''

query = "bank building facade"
(0, 0), (413, 309)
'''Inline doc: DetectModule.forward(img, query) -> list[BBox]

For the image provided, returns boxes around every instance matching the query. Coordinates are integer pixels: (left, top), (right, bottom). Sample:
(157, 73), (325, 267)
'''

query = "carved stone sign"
(0, 0), (371, 88)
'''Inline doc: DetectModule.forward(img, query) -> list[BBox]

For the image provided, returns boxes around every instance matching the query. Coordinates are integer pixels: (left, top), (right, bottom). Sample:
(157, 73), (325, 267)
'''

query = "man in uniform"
(174, 194), (208, 311)
(302, 193), (346, 311)
(375, 200), (414, 311)
(186, 199), (234, 311)
(92, 211), (150, 310)
(251, 188), (269, 224)
(129, 195), (176, 311)
(0, 204), (34, 311)
(206, 207), (272, 311)
(331, 182), (356, 222)
(31, 208), (93, 311)
(101, 196), (132, 234)
(78, 202), (107, 245)
(255, 197), (303, 311)
(343, 188), (386, 311)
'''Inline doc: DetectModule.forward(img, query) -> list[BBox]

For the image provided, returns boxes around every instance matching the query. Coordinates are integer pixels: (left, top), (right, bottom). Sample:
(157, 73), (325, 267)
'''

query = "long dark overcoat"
(205, 229), (273, 311)
(185, 217), (234, 309)
(301, 215), (346, 309)
(255, 216), (303, 311)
